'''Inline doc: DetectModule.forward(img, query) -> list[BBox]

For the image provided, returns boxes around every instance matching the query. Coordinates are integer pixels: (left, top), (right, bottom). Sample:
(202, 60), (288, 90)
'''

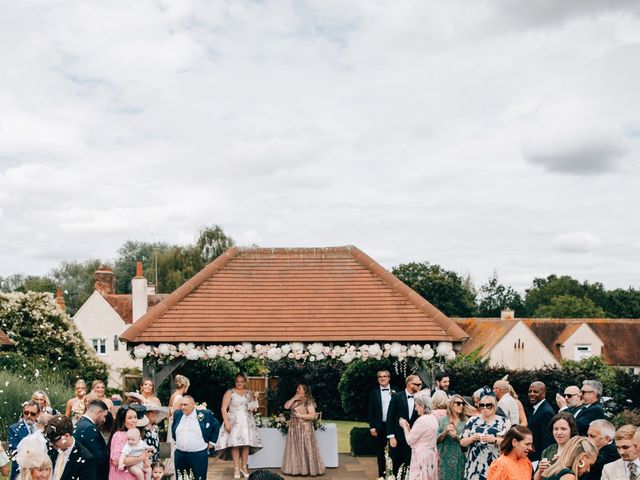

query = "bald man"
(527, 381), (555, 462)
(493, 380), (519, 426)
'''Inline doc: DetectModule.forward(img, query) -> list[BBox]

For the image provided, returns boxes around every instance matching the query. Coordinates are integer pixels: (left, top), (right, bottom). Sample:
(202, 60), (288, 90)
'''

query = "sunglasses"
(452, 401), (465, 406)
(478, 403), (494, 409)
(564, 393), (578, 398)
(410, 383), (423, 387)
(580, 390), (595, 395)
(23, 410), (38, 417)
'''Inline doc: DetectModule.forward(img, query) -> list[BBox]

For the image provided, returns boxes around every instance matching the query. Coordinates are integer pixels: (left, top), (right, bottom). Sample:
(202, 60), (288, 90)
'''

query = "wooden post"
(143, 356), (186, 387)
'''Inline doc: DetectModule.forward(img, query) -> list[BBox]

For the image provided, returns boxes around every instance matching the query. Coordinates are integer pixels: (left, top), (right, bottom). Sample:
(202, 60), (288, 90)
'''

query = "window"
(113, 335), (120, 352)
(575, 344), (592, 360)
(92, 338), (107, 356)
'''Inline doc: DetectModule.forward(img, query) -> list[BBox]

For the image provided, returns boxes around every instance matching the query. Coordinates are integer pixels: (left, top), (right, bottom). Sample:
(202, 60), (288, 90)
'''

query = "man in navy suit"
(368, 369), (395, 477)
(172, 395), (220, 480)
(386, 374), (422, 476)
(74, 400), (109, 480)
(45, 415), (96, 480)
(527, 381), (555, 463)
(573, 380), (606, 436)
(8, 400), (40, 480)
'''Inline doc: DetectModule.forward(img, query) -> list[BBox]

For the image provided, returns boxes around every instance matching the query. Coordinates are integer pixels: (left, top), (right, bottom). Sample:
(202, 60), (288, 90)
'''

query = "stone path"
(207, 454), (378, 479)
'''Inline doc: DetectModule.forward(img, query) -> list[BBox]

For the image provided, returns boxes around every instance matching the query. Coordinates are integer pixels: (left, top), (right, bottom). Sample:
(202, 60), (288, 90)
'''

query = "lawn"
(328, 419), (369, 453)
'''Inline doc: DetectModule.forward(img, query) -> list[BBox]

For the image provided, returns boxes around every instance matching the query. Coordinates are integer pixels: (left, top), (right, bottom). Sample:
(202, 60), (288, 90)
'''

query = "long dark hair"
(500, 425), (532, 454)
(106, 405), (144, 451)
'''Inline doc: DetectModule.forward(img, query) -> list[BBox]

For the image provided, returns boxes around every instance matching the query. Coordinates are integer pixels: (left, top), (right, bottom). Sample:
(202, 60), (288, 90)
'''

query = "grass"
(327, 419), (368, 453)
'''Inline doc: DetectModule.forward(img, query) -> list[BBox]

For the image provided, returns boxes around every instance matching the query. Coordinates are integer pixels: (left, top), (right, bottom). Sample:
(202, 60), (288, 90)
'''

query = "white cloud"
(553, 232), (602, 253)
(0, 0), (638, 292)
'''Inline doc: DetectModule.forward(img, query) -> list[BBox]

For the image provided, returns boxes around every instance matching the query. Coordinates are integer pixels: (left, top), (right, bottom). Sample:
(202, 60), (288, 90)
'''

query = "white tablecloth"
(248, 424), (339, 468)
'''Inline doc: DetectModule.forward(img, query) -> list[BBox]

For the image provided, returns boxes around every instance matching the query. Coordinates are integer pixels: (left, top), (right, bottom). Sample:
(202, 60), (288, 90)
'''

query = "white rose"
(436, 342), (453, 356)
(186, 349), (199, 360)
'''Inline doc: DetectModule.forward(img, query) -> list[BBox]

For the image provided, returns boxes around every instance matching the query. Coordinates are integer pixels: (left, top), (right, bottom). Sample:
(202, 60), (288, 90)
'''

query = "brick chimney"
(501, 308), (515, 320)
(94, 266), (115, 295)
(55, 288), (65, 311)
(132, 261), (148, 322)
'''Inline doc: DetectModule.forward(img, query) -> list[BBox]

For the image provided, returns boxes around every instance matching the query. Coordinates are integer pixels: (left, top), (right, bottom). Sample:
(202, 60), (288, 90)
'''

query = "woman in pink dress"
(399, 393), (439, 480)
(108, 405), (150, 480)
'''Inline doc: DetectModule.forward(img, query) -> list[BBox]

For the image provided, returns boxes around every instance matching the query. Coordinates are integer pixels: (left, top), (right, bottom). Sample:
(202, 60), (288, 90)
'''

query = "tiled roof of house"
(103, 294), (168, 324)
(453, 318), (518, 356)
(0, 328), (14, 347)
(121, 246), (470, 344)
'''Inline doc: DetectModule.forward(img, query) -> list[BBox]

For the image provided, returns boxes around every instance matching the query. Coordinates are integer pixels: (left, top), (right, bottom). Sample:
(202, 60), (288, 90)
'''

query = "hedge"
(350, 427), (377, 456)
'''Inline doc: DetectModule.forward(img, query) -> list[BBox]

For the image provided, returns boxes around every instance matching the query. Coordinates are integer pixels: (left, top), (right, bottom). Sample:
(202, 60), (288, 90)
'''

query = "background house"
(73, 263), (167, 387)
(455, 311), (640, 373)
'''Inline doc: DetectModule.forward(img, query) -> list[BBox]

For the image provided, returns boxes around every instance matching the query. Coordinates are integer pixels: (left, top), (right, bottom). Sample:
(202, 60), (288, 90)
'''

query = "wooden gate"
(247, 376), (279, 416)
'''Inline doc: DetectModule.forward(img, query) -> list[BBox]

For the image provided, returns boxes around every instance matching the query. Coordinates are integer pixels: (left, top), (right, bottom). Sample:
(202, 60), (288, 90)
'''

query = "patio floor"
(207, 454), (378, 479)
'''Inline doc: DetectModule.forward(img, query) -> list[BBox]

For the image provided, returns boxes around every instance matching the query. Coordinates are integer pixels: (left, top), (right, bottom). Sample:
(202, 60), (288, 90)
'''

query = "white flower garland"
(132, 341), (456, 363)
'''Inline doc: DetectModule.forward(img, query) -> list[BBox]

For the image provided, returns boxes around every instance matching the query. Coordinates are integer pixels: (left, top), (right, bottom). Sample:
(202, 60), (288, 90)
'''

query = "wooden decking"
(207, 454), (378, 479)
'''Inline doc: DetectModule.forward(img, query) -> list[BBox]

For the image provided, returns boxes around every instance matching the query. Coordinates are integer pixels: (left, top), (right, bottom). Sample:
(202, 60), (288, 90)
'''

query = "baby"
(151, 462), (165, 480)
(118, 428), (152, 480)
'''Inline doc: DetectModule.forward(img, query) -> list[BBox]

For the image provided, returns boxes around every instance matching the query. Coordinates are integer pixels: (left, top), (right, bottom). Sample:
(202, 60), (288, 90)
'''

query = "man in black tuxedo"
(573, 380), (606, 436)
(583, 419), (619, 480)
(45, 415), (96, 480)
(74, 400), (109, 480)
(386, 374), (422, 476)
(368, 369), (395, 477)
(527, 381), (555, 463)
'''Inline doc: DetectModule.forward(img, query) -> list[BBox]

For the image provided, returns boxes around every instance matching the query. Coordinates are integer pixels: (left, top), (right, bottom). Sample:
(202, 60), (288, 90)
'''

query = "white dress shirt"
(532, 399), (544, 414)
(406, 390), (415, 418)
(54, 438), (75, 480)
(175, 410), (207, 452)
(380, 386), (392, 422)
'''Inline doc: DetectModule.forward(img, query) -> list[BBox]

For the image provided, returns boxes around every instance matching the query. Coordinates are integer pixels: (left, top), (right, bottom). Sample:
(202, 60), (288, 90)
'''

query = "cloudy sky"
(1, 0), (639, 292)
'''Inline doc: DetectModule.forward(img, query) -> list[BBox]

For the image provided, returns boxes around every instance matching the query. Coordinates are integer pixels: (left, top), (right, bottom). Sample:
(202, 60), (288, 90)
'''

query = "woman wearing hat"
(143, 405), (169, 465)
(14, 434), (52, 480)
(108, 405), (150, 480)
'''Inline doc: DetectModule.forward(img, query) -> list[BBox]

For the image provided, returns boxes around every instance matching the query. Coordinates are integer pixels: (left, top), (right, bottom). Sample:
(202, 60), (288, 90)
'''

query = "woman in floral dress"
(460, 395), (507, 480)
(217, 373), (262, 479)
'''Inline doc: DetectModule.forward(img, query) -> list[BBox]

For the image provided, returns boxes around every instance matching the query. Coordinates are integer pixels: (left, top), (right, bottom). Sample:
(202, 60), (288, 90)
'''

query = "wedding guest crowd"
(367, 372), (635, 480)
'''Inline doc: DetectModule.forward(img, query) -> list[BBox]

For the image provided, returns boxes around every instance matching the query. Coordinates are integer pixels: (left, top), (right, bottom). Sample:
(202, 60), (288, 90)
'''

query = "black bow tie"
(381, 388), (389, 391)
(408, 395), (414, 399)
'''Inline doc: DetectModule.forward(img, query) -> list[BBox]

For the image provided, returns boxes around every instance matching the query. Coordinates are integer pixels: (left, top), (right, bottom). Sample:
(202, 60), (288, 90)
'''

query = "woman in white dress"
(217, 373), (262, 479)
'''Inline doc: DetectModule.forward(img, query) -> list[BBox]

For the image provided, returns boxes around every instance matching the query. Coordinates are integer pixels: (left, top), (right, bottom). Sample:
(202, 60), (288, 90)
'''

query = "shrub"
(349, 427), (377, 456)
(612, 409), (640, 428)
(0, 292), (107, 383)
(266, 359), (347, 419)
(0, 370), (73, 439)
(157, 358), (238, 415)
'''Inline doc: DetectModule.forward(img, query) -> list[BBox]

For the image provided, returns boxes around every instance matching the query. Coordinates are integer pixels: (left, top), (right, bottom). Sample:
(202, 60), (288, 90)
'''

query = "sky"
(1, 0), (639, 292)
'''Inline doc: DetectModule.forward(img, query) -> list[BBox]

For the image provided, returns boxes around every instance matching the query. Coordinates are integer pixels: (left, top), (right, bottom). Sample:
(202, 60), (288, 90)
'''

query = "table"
(248, 424), (339, 468)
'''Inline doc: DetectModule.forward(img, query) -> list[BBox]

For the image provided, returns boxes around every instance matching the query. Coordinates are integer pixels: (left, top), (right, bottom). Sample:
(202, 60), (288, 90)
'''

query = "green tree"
(532, 294), (605, 318)
(50, 259), (103, 315)
(113, 241), (172, 294)
(601, 288), (640, 318)
(392, 262), (477, 316)
(0, 274), (56, 294)
(477, 273), (524, 317)
(523, 275), (606, 316)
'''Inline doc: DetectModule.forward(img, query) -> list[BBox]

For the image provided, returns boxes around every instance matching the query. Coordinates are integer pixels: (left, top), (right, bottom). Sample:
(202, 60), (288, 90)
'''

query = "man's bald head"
(528, 381), (546, 405)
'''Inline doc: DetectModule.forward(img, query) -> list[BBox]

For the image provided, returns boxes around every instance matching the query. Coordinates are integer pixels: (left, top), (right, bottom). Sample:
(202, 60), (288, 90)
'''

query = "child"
(119, 427), (152, 480)
(151, 461), (165, 480)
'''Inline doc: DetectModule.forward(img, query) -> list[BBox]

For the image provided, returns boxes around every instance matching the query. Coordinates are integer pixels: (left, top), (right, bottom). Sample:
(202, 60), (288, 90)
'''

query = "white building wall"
(559, 323), (603, 361)
(73, 291), (142, 388)
(489, 321), (559, 369)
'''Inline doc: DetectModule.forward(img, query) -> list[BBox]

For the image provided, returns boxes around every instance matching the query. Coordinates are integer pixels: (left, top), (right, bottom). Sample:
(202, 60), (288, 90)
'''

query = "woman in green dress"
(542, 436), (597, 480)
(437, 394), (474, 480)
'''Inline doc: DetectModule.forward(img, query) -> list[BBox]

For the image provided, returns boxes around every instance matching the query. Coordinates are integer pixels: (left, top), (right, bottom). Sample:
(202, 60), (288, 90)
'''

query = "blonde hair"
(543, 437), (597, 478)
(615, 424), (637, 442)
(431, 390), (449, 410)
(175, 374), (190, 390)
(446, 394), (474, 422)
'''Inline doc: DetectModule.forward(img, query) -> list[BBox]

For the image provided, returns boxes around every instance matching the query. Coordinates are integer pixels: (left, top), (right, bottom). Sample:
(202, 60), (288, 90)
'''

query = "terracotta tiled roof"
(520, 318), (640, 367)
(103, 294), (168, 325)
(0, 328), (14, 347)
(121, 246), (470, 344)
(453, 318), (518, 356)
